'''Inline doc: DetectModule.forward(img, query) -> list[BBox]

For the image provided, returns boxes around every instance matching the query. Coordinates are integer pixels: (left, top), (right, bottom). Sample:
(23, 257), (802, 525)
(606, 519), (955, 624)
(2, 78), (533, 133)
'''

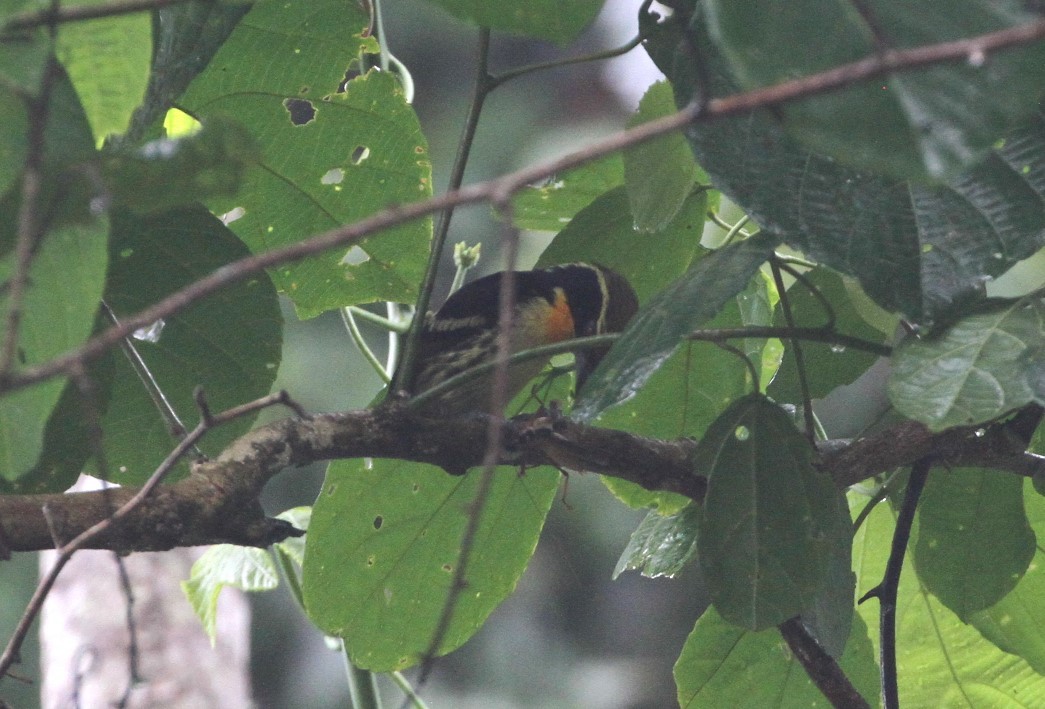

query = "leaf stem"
(341, 307), (391, 384)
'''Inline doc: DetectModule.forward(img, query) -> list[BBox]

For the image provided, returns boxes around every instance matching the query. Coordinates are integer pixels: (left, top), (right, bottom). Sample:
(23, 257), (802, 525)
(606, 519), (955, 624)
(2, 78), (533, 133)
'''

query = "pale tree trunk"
(39, 546), (252, 708)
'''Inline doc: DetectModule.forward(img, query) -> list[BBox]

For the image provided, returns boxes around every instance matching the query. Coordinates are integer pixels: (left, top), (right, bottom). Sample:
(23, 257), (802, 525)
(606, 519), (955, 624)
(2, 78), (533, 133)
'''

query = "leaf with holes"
(888, 296), (1045, 430)
(302, 458), (559, 671)
(181, 0), (431, 317)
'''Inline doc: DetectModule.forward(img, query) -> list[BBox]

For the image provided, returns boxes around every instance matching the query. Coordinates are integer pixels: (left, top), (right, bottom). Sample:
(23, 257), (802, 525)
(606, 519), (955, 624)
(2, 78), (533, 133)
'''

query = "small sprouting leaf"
(182, 545), (279, 645)
(888, 297), (1045, 430)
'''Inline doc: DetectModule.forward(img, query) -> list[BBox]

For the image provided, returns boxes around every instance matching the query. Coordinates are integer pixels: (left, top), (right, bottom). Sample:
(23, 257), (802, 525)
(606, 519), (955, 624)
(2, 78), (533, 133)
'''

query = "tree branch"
(4, 403), (1041, 555)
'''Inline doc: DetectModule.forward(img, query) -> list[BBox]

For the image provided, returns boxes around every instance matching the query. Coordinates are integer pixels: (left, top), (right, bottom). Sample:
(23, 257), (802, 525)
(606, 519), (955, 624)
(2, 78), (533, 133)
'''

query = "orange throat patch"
(544, 289), (576, 342)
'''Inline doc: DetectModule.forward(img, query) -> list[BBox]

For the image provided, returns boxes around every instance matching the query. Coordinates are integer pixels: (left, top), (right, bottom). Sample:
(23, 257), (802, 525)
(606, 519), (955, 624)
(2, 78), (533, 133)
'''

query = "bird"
(409, 262), (638, 415)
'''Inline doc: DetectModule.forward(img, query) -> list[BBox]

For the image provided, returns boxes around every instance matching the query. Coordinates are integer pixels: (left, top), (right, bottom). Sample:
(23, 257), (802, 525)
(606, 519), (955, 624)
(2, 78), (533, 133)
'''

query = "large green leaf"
(0, 220), (109, 482)
(302, 459), (559, 671)
(419, 0), (603, 44)
(624, 80), (704, 232)
(914, 468), (1034, 620)
(573, 232), (779, 421)
(0, 70), (108, 483)
(646, 12), (1045, 324)
(854, 493), (1045, 705)
(180, 0), (431, 318)
(970, 481), (1045, 674)
(99, 205), (281, 484)
(673, 607), (878, 708)
(697, 394), (844, 630)
(56, 0), (151, 142)
(104, 117), (260, 213)
(888, 296), (1045, 430)
(704, 1), (1045, 180)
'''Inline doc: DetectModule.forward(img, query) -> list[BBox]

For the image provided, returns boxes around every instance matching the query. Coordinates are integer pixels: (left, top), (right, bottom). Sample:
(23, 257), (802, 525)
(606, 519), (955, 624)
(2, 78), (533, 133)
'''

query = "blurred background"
(0, 1), (714, 707)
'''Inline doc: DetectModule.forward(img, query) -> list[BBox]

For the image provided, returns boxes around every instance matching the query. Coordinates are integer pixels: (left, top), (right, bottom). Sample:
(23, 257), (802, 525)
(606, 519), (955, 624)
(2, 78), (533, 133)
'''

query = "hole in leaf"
(282, 98), (316, 126)
(221, 206), (245, 224)
(373, 515), (383, 530)
(350, 146), (370, 164)
(341, 246), (370, 266)
(321, 168), (344, 185)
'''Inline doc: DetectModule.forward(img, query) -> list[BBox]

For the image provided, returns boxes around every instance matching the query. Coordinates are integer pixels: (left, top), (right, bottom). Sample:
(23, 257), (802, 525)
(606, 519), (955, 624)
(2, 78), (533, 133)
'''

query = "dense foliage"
(3, 0), (1045, 706)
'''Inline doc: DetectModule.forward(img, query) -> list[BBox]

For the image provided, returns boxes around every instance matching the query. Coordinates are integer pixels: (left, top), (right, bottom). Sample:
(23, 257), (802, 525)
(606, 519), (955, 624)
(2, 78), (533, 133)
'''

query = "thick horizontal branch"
(2, 404), (1041, 554)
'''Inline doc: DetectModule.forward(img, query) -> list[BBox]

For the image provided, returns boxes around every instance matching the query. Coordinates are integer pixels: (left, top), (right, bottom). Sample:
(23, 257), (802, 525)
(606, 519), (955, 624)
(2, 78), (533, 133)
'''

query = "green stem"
(343, 644), (383, 709)
(390, 672), (430, 709)
(346, 305), (409, 333)
(341, 308), (391, 384)
(389, 29), (493, 396)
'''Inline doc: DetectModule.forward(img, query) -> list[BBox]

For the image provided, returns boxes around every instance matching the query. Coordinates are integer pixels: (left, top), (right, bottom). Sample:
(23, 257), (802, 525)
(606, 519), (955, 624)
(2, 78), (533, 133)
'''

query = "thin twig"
(0, 51), (60, 378)
(487, 0), (653, 89)
(689, 325), (891, 357)
(391, 29), (493, 395)
(771, 257), (816, 442)
(0, 390), (298, 679)
(415, 200), (519, 688)
(5, 19), (1045, 395)
(341, 307), (391, 384)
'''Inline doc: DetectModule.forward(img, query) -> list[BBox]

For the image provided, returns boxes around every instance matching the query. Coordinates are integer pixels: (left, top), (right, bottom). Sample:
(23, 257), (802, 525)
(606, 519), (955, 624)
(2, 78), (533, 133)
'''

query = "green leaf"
(302, 459), (559, 671)
(0, 219), (109, 482)
(647, 14), (1045, 324)
(854, 492), (1045, 705)
(613, 504), (700, 579)
(180, 0), (431, 318)
(0, 4), (52, 95)
(100, 205), (281, 484)
(0, 71), (107, 483)
(573, 232), (779, 421)
(888, 296), (1045, 430)
(512, 154), (624, 232)
(124, 2), (250, 142)
(673, 606), (878, 708)
(970, 481), (1045, 673)
(767, 268), (886, 403)
(56, 0), (151, 142)
(0, 86), (28, 197)
(419, 0), (603, 44)
(538, 185), (706, 303)
(698, 394), (843, 630)
(104, 117), (261, 213)
(182, 544), (279, 645)
(799, 489), (856, 659)
(914, 468), (1033, 620)
(704, 1), (1045, 180)
(624, 80), (703, 232)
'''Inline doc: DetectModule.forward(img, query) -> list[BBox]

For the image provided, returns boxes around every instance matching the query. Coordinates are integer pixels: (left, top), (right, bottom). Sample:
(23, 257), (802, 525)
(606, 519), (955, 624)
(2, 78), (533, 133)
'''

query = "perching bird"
(410, 262), (638, 415)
